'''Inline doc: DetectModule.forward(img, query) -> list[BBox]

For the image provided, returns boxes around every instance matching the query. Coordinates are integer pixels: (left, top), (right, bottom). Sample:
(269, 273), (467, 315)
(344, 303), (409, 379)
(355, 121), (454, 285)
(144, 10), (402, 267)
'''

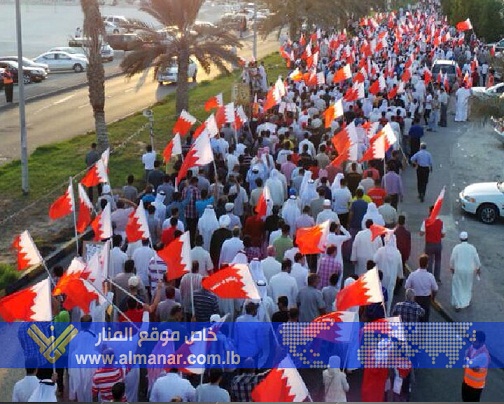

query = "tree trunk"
(81, 0), (109, 152)
(175, 46), (190, 114)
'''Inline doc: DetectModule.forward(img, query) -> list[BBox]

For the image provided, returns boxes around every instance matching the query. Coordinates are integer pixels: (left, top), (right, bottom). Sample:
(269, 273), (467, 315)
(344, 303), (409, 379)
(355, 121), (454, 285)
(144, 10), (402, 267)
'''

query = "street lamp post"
(15, 0), (29, 194)
(252, 0), (257, 60)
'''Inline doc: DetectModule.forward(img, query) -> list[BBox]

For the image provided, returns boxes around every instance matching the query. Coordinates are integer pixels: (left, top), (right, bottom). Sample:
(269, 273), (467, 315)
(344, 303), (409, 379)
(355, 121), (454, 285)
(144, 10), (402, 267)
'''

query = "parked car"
(49, 46), (86, 56)
(157, 58), (198, 85)
(104, 21), (124, 35)
(459, 181), (504, 224)
(432, 59), (457, 87)
(103, 15), (131, 28)
(59, 42), (114, 62)
(471, 83), (504, 99)
(0, 60), (47, 83)
(0, 56), (50, 73)
(33, 51), (88, 73)
(106, 33), (145, 51)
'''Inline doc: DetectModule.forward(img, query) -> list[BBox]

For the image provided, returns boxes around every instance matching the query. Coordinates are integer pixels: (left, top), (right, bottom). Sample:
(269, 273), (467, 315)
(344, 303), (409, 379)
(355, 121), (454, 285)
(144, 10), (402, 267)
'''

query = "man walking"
(439, 86), (449, 127)
(85, 142), (101, 201)
(404, 254), (438, 322)
(462, 331), (490, 402)
(420, 206), (445, 283)
(450, 232), (481, 312)
(3, 65), (14, 103)
(410, 143), (433, 202)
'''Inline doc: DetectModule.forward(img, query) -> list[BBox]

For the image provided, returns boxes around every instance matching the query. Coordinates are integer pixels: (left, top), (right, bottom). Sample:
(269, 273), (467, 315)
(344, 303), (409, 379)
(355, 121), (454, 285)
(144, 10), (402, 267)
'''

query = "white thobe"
(268, 272), (299, 309)
(325, 227), (351, 289)
(450, 242), (481, 309)
(454, 88), (472, 122)
(198, 208), (219, 251)
(374, 245), (403, 315)
(350, 229), (383, 275)
(260, 256), (281, 282)
(68, 330), (98, 402)
(219, 237), (244, 267)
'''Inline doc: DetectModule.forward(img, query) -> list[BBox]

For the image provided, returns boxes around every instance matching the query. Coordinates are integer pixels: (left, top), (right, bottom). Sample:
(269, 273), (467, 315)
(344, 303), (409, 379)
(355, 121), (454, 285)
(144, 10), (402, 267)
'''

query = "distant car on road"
(157, 58), (198, 85)
(33, 51), (88, 73)
(471, 83), (504, 99)
(0, 60), (47, 83)
(104, 21), (124, 35)
(103, 15), (131, 28)
(459, 181), (504, 224)
(432, 59), (458, 87)
(0, 56), (50, 73)
(106, 33), (146, 51)
(55, 42), (114, 62)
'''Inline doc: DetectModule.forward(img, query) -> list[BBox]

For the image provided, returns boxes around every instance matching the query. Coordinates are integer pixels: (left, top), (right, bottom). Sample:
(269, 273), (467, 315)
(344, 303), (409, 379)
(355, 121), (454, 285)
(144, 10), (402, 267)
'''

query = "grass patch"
(0, 53), (287, 220)
(0, 263), (19, 291)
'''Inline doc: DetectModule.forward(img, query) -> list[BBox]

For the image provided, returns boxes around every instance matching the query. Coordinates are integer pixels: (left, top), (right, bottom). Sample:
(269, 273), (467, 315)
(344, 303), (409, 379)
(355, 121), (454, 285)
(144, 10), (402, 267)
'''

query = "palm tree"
(81, 0), (109, 152)
(260, 0), (382, 40)
(120, 0), (242, 114)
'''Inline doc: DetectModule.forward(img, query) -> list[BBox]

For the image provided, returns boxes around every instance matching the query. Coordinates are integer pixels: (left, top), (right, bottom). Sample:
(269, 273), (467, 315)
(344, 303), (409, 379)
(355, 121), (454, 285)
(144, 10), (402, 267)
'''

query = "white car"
(459, 182), (504, 224)
(34, 51), (88, 72)
(157, 59), (197, 85)
(471, 83), (504, 99)
(104, 21), (124, 35)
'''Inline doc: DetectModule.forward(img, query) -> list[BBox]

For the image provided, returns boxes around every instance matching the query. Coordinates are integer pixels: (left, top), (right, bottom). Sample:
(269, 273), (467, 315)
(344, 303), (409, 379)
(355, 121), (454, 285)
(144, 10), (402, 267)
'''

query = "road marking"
(124, 88), (134, 93)
(78, 104), (88, 109)
(53, 94), (76, 105)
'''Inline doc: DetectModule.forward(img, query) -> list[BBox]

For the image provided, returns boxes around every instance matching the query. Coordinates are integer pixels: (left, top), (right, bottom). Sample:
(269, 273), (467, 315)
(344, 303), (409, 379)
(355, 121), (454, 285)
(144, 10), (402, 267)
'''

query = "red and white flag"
(176, 130), (214, 183)
(224, 102), (235, 123)
(172, 110), (197, 136)
(81, 159), (109, 188)
(235, 106), (248, 130)
(202, 263), (260, 299)
(332, 120), (358, 153)
(49, 179), (74, 220)
(12, 230), (43, 271)
(0, 278), (52, 322)
(205, 113), (220, 138)
(263, 85), (282, 111)
(295, 220), (331, 255)
(333, 64), (352, 83)
(91, 203), (112, 241)
(163, 133), (182, 162)
(76, 183), (94, 233)
(336, 267), (383, 311)
(324, 99), (344, 128)
(370, 224), (393, 241)
(255, 185), (273, 219)
(52, 257), (98, 314)
(125, 201), (150, 243)
(251, 355), (309, 402)
(425, 186), (445, 226)
(289, 68), (303, 81)
(360, 133), (386, 161)
(456, 18), (472, 32)
(424, 68), (432, 85)
(204, 93), (223, 112)
(304, 310), (357, 341)
(158, 231), (192, 281)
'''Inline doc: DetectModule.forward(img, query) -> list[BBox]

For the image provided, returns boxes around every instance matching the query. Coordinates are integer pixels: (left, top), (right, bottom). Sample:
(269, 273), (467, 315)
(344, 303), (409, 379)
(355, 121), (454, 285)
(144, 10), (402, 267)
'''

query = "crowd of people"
(11, 0), (493, 402)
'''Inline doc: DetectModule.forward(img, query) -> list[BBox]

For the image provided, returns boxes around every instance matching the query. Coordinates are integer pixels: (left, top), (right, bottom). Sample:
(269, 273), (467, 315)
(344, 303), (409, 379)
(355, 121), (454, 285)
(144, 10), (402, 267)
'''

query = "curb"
(0, 71), (125, 112)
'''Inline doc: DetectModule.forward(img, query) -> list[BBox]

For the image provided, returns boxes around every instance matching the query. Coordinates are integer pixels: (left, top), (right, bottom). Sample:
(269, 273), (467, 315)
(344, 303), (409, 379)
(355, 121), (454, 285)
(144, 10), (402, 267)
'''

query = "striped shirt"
(148, 255), (167, 294)
(193, 289), (219, 322)
(92, 367), (125, 401)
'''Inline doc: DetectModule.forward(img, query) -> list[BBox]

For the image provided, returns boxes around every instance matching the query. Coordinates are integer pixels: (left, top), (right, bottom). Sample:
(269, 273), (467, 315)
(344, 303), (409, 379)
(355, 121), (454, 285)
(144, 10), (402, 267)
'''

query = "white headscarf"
(153, 192), (167, 223)
(28, 380), (57, 402)
(331, 173), (345, 194)
(361, 202), (385, 229)
(266, 169), (285, 206)
(281, 198), (301, 237)
(198, 206), (219, 250)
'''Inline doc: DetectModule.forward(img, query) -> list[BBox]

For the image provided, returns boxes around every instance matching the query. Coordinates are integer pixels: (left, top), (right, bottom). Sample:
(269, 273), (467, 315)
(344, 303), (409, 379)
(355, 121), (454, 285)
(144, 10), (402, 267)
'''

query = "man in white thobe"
(261, 246), (282, 282)
(219, 228), (244, 267)
(197, 206), (219, 251)
(350, 221), (383, 276)
(454, 84), (472, 122)
(373, 235), (403, 315)
(450, 232), (481, 311)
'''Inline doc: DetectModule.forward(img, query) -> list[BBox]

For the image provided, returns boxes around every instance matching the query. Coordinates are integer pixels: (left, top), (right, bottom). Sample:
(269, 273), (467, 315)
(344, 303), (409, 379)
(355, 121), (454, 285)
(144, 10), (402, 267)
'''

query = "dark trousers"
(389, 193), (399, 209)
(440, 103), (448, 127)
(410, 138), (420, 158)
(462, 382), (483, 402)
(416, 166), (430, 197)
(87, 183), (102, 203)
(186, 217), (198, 247)
(425, 242), (442, 281)
(338, 212), (349, 228)
(415, 295), (431, 322)
(424, 109), (431, 125)
(4, 83), (13, 102)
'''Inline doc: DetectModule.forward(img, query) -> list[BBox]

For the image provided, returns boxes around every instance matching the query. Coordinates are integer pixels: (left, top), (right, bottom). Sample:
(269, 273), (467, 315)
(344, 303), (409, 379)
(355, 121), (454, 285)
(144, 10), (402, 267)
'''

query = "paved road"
(0, 36), (278, 164)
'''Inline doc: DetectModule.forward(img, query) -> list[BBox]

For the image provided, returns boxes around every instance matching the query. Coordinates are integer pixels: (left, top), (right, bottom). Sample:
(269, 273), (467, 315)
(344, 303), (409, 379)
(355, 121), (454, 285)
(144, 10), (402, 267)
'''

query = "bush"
(0, 263), (19, 292)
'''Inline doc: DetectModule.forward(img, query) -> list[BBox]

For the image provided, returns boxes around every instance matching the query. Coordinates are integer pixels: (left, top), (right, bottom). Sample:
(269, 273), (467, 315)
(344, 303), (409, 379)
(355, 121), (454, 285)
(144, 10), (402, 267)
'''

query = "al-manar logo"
(28, 324), (79, 364)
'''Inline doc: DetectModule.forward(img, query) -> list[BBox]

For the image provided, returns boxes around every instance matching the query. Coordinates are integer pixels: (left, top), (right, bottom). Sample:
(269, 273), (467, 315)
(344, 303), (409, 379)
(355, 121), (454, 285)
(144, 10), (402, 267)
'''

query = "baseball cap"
(323, 199), (331, 207)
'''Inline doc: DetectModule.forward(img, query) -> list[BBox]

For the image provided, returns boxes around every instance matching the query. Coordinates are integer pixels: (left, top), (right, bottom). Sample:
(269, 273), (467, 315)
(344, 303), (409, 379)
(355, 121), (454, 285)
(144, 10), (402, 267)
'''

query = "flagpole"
(107, 277), (145, 306)
(190, 277), (195, 318)
(70, 177), (79, 256)
(42, 261), (56, 287)
(85, 279), (140, 332)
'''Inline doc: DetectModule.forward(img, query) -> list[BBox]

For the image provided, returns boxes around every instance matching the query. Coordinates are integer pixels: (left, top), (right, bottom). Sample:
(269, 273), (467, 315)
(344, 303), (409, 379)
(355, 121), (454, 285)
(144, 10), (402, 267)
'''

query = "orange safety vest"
(463, 346), (489, 389)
